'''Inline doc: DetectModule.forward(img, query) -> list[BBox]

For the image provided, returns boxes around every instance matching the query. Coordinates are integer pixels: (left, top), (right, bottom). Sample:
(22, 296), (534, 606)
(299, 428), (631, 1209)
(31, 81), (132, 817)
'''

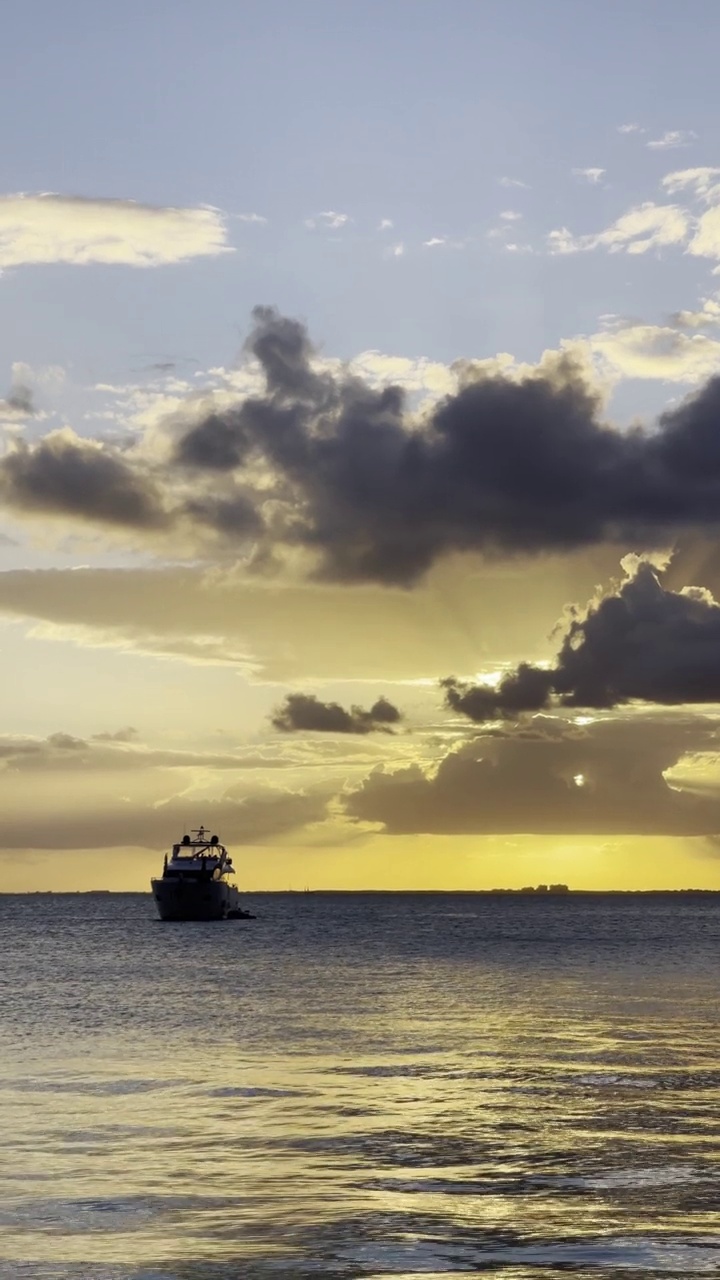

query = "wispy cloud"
(304, 211), (352, 231)
(647, 130), (697, 151)
(591, 321), (720, 383)
(662, 167), (720, 201)
(617, 122), (645, 135)
(657, 170), (720, 261)
(0, 360), (65, 423)
(232, 212), (268, 224)
(572, 167), (605, 184)
(423, 235), (469, 251)
(378, 218), (394, 231)
(0, 194), (231, 268)
(505, 243), (533, 254)
(689, 209), (720, 262)
(670, 298), (720, 329)
(500, 210), (522, 221)
(498, 177), (529, 189)
(548, 202), (689, 256)
(546, 228), (578, 255)
(389, 242), (405, 258)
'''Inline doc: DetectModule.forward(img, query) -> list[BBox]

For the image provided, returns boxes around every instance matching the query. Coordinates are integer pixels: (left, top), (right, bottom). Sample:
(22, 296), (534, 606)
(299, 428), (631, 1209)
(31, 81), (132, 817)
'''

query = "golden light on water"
(2, 893), (720, 1274)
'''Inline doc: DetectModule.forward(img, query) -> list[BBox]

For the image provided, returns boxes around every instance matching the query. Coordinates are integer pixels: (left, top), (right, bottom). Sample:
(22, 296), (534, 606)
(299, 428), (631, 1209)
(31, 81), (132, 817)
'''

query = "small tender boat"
(151, 827), (256, 922)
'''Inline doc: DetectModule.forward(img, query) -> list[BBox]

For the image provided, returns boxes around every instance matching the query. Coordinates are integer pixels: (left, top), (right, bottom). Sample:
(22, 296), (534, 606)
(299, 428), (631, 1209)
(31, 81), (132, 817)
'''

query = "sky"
(6, 0), (720, 890)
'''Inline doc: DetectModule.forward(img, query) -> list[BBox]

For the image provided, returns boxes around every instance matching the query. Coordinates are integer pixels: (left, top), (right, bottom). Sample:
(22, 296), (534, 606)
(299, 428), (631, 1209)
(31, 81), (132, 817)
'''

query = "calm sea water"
(1, 891), (719, 1280)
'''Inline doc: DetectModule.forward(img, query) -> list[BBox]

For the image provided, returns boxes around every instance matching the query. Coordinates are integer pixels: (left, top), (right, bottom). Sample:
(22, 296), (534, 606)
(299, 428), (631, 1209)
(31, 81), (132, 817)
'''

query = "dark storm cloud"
(442, 664), (555, 721)
(166, 307), (720, 584)
(271, 693), (402, 734)
(183, 491), (262, 536)
(346, 715), (720, 836)
(0, 433), (167, 528)
(13, 308), (720, 579)
(16, 308), (720, 580)
(553, 561), (720, 707)
(444, 560), (720, 720)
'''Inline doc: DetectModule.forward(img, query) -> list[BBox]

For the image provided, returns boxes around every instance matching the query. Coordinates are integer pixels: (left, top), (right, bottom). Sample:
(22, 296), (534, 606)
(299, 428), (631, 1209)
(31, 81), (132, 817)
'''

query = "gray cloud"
(0, 789), (328, 850)
(168, 307), (720, 584)
(346, 715), (720, 836)
(443, 664), (554, 721)
(0, 551), (627, 682)
(444, 559), (720, 720)
(46, 731), (85, 750)
(13, 309), (720, 582)
(271, 693), (402, 734)
(91, 726), (139, 743)
(0, 432), (167, 528)
(0, 732), (325, 774)
(1, 383), (34, 418)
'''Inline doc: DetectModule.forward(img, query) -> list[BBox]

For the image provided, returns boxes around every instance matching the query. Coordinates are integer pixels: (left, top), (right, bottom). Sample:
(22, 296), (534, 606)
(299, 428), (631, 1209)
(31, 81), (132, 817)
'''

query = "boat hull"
(151, 877), (240, 922)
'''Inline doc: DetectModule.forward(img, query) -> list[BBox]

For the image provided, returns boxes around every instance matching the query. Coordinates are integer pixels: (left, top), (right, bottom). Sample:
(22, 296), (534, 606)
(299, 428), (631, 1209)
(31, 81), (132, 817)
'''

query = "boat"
(151, 827), (256, 922)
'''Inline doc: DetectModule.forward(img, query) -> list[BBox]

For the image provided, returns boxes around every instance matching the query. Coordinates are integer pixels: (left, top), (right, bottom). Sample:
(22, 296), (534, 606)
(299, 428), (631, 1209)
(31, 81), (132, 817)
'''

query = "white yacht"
(151, 827), (254, 922)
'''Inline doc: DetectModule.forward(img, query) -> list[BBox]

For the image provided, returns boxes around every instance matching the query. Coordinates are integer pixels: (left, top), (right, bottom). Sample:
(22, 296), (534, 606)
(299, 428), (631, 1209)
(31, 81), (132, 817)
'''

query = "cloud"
(0, 728), (393, 792)
(304, 211), (351, 230)
(0, 732), (279, 773)
(500, 210), (523, 221)
(346, 714), (720, 836)
(423, 236), (467, 251)
(688, 208), (720, 261)
(0, 784), (329, 850)
(0, 428), (168, 529)
(91, 726), (139, 743)
(442, 665), (554, 722)
(271, 693), (402, 735)
(670, 299), (720, 330)
(378, 218), (394, 231)
(0, 361), (64, 424)
(0, 194), (230, 267)
(18, 309), (720, 586)
(618, 123), (644, 135)
(647, 130), (697, 150)
(0, 364), (35, 419)
(572, 168), (605, 184)
(546, 228), (579, 255)
(442, 558), (720, 720)
(498, 177), (529, 188)
(553, 559), (720, 708)
(0, 552), (616, 682)
(591, 323), (720, 382)
(548, 203), (689, 256)
(233, 212), (267, 224)
(388, 242), (405, 257)
(648, 172), (720, 260)
(661, 168), (720, 200)
(163, 307), (720, 584)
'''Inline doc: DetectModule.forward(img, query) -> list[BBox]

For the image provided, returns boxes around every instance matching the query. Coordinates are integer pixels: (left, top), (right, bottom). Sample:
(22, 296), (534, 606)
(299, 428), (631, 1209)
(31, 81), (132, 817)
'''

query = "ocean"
(1, 891), (719, 1279)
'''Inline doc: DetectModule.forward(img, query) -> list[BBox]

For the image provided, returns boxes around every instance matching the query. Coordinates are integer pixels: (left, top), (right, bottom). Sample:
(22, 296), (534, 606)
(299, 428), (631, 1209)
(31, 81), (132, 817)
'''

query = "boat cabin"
(162, 827), (235, 880)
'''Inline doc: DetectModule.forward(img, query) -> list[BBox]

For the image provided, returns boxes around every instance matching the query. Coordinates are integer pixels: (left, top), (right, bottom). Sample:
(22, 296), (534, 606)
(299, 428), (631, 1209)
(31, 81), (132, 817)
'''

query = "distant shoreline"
(2, 888), (720, 896)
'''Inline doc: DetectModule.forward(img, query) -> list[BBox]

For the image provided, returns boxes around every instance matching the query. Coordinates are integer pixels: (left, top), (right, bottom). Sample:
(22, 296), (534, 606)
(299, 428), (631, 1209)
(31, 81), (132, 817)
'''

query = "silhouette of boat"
(151, 827), (256, 921)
